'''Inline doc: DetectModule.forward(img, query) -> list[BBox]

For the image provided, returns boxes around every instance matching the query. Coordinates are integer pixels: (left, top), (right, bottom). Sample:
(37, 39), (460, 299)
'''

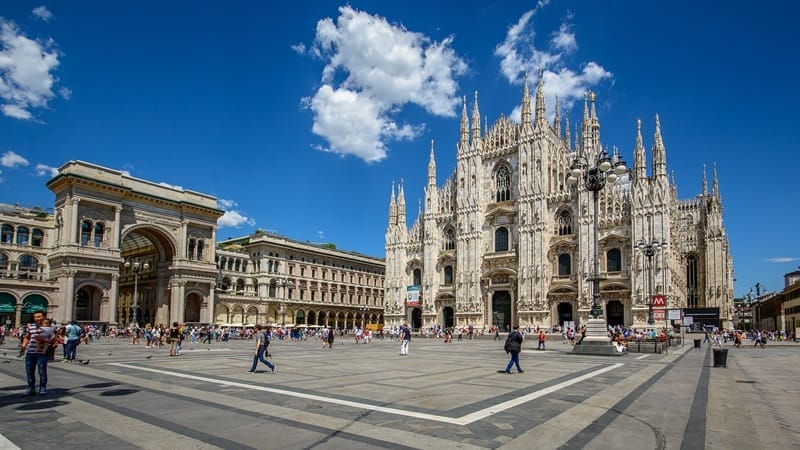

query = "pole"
(132, 270), (139, 327)
(591, 189), (601, 319)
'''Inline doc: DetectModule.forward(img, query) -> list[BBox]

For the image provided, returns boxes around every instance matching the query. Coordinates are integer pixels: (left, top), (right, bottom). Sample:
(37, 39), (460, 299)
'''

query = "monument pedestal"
(572, 318), (624, 356)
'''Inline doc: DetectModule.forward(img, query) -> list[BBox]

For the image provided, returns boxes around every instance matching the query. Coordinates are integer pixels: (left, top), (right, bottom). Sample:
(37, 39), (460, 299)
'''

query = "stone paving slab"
(0, 337), (798, 449)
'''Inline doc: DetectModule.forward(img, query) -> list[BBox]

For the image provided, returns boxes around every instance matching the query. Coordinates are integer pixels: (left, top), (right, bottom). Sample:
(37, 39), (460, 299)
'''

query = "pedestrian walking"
(504, 325), (524, 374)
(537, 330), (547, 350)
(248, 325), (276, 373)
(399, 322), (411, 356)
(168, 322), (181, 356)
(326, 327), (335, 349)
(20, 311), (53, 396)
(64, 320), (82, 362)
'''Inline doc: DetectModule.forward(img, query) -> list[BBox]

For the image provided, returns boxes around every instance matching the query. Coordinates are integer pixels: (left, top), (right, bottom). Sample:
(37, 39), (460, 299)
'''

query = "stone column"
(14, 302), (22, 328)
(62, 271), (76, 323)
(170, 280), (185, 324)
(204, 285), (215, 325)
(70, 198), (80, 244)
(113, 206), (122, 249)
(104, 273), (119, 325)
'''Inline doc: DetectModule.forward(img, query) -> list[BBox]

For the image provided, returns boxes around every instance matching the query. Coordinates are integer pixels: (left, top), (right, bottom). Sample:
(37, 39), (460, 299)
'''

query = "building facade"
(385, 74), (734, 331)
(215, 233), (385, 330)
(0, 160), (385, 329)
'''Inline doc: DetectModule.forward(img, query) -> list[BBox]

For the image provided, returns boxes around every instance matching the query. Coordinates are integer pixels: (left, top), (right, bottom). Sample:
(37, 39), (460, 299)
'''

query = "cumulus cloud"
(32, 6), (53, 22)
(494, 6), (612, 118)
(0, 150), (28, 168)
(217, 198), (255, 229)
(0, 19), (63, 121)
(291, 42), (306, 55)
(35, 163), (58, 177)
(766, 257), (800, 263)
(305, 6), (467, 163)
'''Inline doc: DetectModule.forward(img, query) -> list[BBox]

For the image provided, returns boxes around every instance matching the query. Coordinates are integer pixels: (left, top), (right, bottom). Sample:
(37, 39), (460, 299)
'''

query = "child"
(38, 318), (56, 356)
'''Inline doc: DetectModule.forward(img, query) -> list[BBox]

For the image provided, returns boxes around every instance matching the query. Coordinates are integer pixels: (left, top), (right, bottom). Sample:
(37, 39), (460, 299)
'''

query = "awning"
(22, 294), (47, 313)
(0, 292), (15, 313)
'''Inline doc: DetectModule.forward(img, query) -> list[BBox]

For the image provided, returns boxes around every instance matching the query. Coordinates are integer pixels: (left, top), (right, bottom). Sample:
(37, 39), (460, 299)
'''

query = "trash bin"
(712, 348), (728, 368)
(694, 339), (701, 349)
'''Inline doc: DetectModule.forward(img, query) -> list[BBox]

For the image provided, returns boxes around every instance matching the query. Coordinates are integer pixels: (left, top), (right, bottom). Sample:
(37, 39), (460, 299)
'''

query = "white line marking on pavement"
(0, 433), (20, 450)
(636, 355), (650, 360)
(109, 362), (624, 426)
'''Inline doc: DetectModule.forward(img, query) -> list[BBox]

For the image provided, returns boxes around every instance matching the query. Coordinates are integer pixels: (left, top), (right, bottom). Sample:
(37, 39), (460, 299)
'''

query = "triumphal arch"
(46, 161), (223, 326)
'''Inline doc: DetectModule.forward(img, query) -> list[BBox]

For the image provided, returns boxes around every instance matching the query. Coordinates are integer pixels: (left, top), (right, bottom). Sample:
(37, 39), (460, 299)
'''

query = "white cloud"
(316, 230), (325, 240)
(0, 19), (63, 121)
(291, 42), (306, 55)
(0, 150), (28, 168)
(34, 163), (58, 177)
(218, 210), (255, 229)
(307, 6), (466, 163)
(158, 181), (183, 190)
(216, 198), (254, 229)
(32, 6), (54, 22)
(494, 7), (612, 118)
(766, 257), (800, 263)
(218, 198), (237, 210)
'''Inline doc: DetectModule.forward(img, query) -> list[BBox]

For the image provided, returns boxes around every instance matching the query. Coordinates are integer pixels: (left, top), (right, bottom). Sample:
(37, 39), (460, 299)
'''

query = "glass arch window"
(16, 226), (29, 245)
(496, 166), (511, 202)
(494, 227), (509, 252)
(31, 229), (44, 247)
(19, 254), (38, 271)
(93, 222), (104, 247)
(558, 253), (571, 276)
(413, 268), (422, 286)
(80, 220), (92, 246)
(606, 248), (622, 272)
(1, 224), (12, 243)
(444, 265), (453, 285)
(558, 210), (572, 235)
(443, 227), (455, 250)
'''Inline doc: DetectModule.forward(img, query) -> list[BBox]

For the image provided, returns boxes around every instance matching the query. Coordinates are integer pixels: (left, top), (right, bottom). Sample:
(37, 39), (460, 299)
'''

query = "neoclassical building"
(385, 74), (734, 331)
(0, 160), (385, 329)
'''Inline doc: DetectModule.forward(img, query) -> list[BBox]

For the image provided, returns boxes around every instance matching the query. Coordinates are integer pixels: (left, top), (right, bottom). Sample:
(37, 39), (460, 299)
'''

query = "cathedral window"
(558, 253), (571, 276)
(557, 210), (572, 235)
(413, 268), (422, 286)
(443, 227), (455, 250)
(606, 248), (622, 272)
(16, 226), (29, 245)
(236, 278), (245, 294)
(687, 255), (699, 307)
(494, 227), (509, 252)
(495, 166), (511, 202)
(444, 265), (453, 285)
(685, 214), (694, 226)
(221, 277), (232, 291)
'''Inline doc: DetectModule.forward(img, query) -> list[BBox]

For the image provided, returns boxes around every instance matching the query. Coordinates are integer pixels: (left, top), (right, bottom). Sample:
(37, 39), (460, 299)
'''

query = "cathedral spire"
(397, 179), (407, 227)
(553, 95), (561, 137)
(652, 114), (667, 177)
(388, 181), (397, 225)
(521, 72), (532, 125)
(534, 69), (547, 128)
(712, 162), (720, 198)
(471, 91), (481, 141)
(427, 140), (436, 186)
(564, 114), (571, 149)
(702, 164), (708, 195)
(459, 95), (468, 150)
(634, 118), (647, 181)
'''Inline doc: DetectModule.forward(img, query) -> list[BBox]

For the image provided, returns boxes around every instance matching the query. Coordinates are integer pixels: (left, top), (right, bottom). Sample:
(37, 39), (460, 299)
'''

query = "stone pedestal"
(572, 318), (624, 356)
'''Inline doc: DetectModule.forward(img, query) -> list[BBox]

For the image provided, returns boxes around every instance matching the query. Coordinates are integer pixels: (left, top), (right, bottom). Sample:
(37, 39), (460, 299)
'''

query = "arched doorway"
(0, 292), (15, 325)
(185, 294), (202, 324)
(557, 302), (573, 327)
(307, 311), (316, 326)
(442, 306), (454, 329)
(215, 304), (229, 324)
(492, 291), (512, 331)
(411, 307), (422, 330)
(607, 300), (624, 326)
(119, 227), (175, 327)
(295, 310), (305, 327)
(318, 311), (327, 327)
(75, 286), (102, 321)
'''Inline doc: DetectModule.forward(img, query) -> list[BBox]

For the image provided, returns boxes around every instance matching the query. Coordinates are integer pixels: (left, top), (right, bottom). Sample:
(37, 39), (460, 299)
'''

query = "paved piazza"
(1, 335), (798, 449)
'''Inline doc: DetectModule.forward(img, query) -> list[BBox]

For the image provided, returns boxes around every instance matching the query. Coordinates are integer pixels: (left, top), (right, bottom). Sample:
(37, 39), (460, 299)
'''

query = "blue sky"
(0, 1), (798, 297)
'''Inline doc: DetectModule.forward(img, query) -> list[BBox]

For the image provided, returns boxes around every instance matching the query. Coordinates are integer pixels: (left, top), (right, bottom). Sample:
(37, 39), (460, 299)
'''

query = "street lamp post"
(637, 238), (666, 326)
(125, 258), (150, 327)
(276, 278), (292, 327)
(567, 147), (627, 355)
(360, 306), (368, 329)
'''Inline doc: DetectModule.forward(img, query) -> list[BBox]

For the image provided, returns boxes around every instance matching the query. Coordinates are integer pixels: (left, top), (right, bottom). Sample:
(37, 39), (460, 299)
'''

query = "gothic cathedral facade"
(384, 73), (734, 331)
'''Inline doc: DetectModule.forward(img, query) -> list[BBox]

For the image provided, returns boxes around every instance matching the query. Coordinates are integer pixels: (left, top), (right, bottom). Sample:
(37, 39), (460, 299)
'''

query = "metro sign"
(652, 295), (666, 308)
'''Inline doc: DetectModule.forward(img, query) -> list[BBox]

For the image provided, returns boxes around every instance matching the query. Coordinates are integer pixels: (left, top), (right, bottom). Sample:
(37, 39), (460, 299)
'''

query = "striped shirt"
(24, 323), (53, 355)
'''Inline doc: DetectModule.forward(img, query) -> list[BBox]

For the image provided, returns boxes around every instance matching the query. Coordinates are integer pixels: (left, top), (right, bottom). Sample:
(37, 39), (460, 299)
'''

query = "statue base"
(572, 318), (625, 356)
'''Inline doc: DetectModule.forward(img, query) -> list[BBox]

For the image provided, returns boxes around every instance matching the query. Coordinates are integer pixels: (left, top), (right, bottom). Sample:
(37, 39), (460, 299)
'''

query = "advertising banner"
(406, 285), (421, 306)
